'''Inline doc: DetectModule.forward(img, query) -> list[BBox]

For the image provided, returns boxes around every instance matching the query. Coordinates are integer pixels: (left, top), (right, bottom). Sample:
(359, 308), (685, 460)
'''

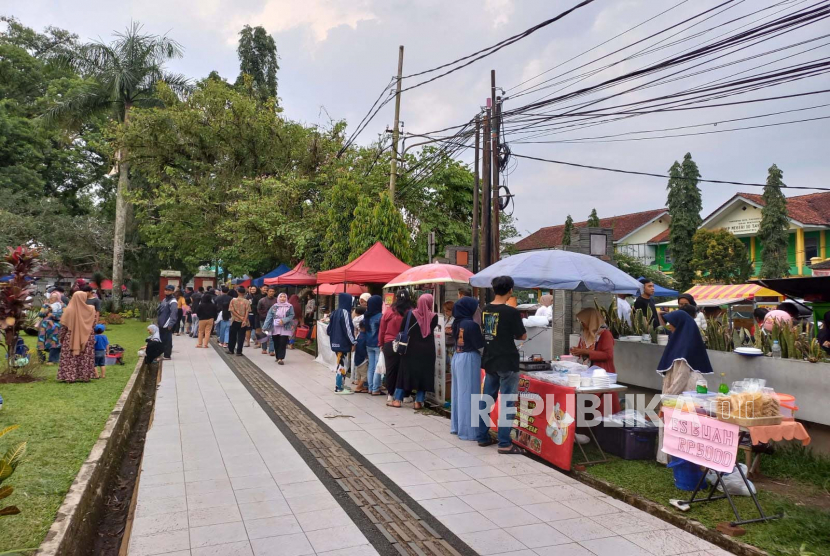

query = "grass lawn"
(0, 319), (150, 552)
(581, 444), (830, 556)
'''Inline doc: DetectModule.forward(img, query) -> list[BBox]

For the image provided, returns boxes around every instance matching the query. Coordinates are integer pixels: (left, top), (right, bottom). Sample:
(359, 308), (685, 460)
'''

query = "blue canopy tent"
(637, 277), (677, 297)
(252, 264), (290, 288)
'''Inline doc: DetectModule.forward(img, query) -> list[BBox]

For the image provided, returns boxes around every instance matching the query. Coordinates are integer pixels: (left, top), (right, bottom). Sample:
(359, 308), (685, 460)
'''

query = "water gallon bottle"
(771, 340), (781, 359)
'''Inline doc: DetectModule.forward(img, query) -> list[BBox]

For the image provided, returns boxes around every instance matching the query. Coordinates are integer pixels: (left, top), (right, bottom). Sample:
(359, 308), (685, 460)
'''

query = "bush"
(104, 313), (124, 325)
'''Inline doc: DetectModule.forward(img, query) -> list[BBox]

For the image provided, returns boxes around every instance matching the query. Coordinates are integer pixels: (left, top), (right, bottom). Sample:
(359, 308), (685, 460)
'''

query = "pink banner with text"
(662, 409), (739, 473)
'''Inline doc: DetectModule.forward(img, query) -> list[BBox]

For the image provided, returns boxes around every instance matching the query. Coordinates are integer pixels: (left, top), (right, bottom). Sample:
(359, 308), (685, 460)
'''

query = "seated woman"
(142, 324), (165, 364)
(570, 307), (619, 414)
(535, 294), (553, 322)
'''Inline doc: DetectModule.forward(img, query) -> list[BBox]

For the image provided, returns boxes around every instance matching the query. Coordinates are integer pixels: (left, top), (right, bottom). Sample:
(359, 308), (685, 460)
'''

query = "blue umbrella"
(637, 277), (677, 297)
(470, 250), (643, 294)
(251, 264), (291, 287)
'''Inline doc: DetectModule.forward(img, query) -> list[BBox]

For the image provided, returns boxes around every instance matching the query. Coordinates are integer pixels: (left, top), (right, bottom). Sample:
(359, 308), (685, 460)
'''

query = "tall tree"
(691, 228), (749, 284)
(46, 22), (189, 308)
(758, 164), (790, 278)
(587, 209), (600, 227)
(562, 215), (574, 246)
(666, 153), (703, 290)
(349, 192), (412, 263)
(236, 25), (278, 104)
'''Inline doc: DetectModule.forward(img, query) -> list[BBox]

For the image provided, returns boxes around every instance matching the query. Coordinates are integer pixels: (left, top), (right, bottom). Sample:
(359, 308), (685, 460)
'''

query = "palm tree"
(46, 22), (190, 309)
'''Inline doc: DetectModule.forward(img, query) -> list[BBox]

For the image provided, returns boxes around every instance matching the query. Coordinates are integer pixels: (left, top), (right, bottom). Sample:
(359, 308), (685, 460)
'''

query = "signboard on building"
(724, 216), (761, 235)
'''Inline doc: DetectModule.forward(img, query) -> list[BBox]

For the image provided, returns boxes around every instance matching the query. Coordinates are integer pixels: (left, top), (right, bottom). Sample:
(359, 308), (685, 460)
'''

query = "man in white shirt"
(616, 294), (632, 326)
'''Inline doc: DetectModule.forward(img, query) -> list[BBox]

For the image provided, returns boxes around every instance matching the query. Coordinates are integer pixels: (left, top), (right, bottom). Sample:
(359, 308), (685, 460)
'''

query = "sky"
(5, 0), (829, 239)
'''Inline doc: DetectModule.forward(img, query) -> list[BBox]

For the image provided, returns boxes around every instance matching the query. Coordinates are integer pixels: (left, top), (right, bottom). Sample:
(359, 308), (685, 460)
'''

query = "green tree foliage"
(666, 153), (703, 290)
(46, 21), (189, 307)
(349, 192), (411, 263)
(691, 228), (752, 284)
(758, 164), (791, 278)
(587, 208), (600, 227)
(235, 25), (279, 104)
(500, 213), (521, 256)
(562, 215), (574, 246)
(614, 252), (677, 290)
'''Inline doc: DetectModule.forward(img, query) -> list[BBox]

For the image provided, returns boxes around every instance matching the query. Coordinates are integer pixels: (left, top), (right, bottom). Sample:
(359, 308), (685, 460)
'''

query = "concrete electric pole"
(389, 46), (404, 201)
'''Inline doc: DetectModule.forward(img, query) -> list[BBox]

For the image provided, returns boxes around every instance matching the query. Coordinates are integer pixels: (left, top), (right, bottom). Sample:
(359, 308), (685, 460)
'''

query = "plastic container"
(668, 458), (706, 491)
(775, 393), (798, 418)
(594, 421), (658, 460)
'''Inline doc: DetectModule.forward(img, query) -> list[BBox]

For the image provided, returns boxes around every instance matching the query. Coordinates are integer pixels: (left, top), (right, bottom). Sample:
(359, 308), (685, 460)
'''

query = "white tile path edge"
(128, 339), (377, 556)
(242, 345), (732, 556)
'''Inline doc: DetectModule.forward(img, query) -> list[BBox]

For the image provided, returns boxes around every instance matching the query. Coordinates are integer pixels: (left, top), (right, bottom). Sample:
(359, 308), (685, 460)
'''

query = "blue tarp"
(638, 277), (678, 297)
(470, 250), (643, 294)
(252, 264), (290, 287)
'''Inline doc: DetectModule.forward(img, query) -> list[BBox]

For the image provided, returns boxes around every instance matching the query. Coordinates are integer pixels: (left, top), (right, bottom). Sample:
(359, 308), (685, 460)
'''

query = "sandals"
(478, 439), (497, 448)
(413, 402), (423, 410)
(370, 391), (382, 396)
(498, 445), (525, 455)
(354, 388), (369, 393)
(386, 400), (402, 408)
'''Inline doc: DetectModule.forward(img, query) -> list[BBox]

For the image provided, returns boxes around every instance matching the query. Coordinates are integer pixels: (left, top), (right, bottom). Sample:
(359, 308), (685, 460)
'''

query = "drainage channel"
(212, 343), (477, 556)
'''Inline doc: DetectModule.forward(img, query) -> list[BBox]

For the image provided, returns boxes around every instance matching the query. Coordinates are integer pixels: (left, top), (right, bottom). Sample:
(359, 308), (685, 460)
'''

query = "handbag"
(393, 311), (415, 355)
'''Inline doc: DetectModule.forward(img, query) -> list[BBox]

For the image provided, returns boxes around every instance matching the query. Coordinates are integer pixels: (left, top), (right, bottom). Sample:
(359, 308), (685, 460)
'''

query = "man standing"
(158, 285), (178, 360)
(227, 286), (251, 356)
(190, 287), (203, 338)
(81, 285), (101, 315)
(616, 293), (632, 327)
(633, 278), (663, 328)
(257, 286), (279, 355)
(214, 286), (231, 348)
(477, 276), (527, 454)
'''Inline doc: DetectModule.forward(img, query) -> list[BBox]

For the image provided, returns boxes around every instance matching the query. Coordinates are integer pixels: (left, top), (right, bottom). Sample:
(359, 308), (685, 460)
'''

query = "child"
(353, 320), (369, 393)
(94, 324), (109, 378)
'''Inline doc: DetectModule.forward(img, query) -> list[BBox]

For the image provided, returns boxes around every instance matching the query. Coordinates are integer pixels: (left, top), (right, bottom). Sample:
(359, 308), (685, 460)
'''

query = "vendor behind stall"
(535, 294), (553, 323)
(656, 310), (713, 464)
(570, 308), (615, 374)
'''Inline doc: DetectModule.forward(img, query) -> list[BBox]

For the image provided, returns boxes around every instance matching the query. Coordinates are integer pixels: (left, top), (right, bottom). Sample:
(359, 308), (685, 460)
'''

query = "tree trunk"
(112, 104), (131, 311)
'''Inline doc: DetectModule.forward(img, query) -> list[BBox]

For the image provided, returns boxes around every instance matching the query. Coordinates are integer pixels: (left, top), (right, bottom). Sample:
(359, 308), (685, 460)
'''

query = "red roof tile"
(649, 229), (670, 244)
(735, 192), (830, 226)
(515, 208), (668, 252)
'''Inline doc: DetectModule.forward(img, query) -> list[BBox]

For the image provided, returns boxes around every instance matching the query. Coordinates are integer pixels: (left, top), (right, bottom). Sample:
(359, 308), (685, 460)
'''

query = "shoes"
(413, 402), (423, 409)
(226, 351), (234, 355)
(163, 357), (172, 361)
(277, 360), (284, 365)
(236, 353), (244, 357)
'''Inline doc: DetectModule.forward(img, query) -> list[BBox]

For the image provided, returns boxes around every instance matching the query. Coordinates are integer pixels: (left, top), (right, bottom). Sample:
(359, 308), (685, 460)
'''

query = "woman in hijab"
(535, 294), (554, 321)
(37, 306), (61, 365)
(656, 309), (714, 463)
(287, 294), (303, 350)
(390, 293), (439, 409)
(57, 291), (98, 382)
(380, 290), (409, 400)
(245, 285), (263, 347)
(363, 295), (384, 395)
(450, 297), (485, 440)
(678, 293), (707, 330)
(263, 293), (295, 365)
(143, 324), (165, 364)
(570, 308), (616, 374)
(327, 293), (356, 392)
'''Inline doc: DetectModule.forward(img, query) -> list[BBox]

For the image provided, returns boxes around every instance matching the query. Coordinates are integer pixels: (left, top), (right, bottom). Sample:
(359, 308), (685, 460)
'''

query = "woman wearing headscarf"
(143, 324), (165, 364)
(327, 293), (356, 392)
(677, 293), (707, 330)
(57, 291), (98, 382)
(656, 309), (714, 463)
(380, 290), (410, 400)
(362, 295), (384, 395)
(535, 294), (554, 322)
(245, 285), (263, 346)
(37, 306), (61, 365)
(263, 293), (295, 365)
(450, 297), (485, 440)
(570, 308), (616, 374)
(390, 293), (439, 409)
(287, 294), (303, 350)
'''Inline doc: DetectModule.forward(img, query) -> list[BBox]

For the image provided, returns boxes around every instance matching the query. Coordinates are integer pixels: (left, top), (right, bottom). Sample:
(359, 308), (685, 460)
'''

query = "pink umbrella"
(385, 263), (473, 288)
(314, 283), (367, 296)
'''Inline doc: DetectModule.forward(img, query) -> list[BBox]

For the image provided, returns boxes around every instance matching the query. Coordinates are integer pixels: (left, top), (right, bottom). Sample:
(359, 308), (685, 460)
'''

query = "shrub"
(104, 313), (124, 325)
(0, 425), (27, 518)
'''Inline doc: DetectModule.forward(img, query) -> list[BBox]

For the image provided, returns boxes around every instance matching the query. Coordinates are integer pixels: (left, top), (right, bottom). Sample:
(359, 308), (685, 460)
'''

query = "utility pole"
(428, 231), (436, 263)
(482, 107), (492, 270)
(491, 70), (501, 263)
(389, 45), (404, 201)
(472, 114), (481, 274)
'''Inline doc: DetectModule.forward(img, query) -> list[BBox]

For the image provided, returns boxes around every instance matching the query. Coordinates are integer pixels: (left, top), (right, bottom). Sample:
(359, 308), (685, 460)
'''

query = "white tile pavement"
(128, 340), (377, 556)
(241, 345), (732, 556)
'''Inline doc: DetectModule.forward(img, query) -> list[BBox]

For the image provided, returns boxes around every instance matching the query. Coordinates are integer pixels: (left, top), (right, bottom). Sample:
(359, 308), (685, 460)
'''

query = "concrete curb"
(35, 357), (158, 556)
(572, 470), (769, 556)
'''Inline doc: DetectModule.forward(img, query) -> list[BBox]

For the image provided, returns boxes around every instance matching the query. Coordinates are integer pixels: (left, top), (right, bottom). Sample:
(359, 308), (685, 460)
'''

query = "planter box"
(614, 341), (830, 426)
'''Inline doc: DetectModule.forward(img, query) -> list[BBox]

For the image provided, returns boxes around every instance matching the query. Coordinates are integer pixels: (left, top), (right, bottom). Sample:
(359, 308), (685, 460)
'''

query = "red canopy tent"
(266, 260), (317, 286)
(91, 280), (127, 291)
(316, 242), (411, 285)
(314, 283), (367, 296)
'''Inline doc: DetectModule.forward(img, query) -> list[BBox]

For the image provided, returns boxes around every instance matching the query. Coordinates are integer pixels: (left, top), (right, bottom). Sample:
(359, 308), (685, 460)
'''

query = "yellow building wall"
(619, 215), (671, 245)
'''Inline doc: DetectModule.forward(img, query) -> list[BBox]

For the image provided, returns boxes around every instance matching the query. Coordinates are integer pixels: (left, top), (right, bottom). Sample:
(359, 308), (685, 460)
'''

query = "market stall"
(316, 242), (411, 285)
(470, 250), (643, 471)
(252, 264), (291, 288)
(385, 263), (474, 402)
(265, 260), (317, 286)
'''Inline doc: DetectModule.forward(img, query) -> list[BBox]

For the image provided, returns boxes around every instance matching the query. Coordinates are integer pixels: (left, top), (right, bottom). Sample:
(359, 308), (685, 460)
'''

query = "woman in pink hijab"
(389, 293), (439, 409)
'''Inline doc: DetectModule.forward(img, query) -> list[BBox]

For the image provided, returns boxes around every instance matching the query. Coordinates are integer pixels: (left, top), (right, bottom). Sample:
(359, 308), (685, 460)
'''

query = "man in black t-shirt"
(633, 278), (663, 329)
(477, 276), (527, 453)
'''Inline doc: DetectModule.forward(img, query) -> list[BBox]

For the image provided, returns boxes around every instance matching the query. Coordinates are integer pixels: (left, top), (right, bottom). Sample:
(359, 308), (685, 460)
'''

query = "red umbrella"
(314, 283), (367, 296)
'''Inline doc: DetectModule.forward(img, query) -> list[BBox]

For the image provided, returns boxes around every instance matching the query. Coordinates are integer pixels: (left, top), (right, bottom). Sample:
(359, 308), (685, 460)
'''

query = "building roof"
(812, 259), (830, 270)
(514, 208), (668, 252)
(648, 190), (830, 244)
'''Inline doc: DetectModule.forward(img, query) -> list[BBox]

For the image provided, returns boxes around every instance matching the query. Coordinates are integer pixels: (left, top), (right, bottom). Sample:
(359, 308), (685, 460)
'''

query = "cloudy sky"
(6, 0), (829, 238)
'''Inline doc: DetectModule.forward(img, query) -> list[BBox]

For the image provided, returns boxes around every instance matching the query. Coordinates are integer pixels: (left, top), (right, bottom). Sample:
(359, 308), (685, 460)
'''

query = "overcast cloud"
(6, 0), (829, 238)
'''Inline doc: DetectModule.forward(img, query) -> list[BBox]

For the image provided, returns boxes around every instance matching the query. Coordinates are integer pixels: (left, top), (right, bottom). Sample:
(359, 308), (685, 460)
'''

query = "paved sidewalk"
(128, 340), (376, 556)
(243, 346), (731, 556)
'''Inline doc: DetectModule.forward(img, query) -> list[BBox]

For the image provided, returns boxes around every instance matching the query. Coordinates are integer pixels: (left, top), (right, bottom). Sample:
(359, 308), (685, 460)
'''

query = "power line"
(511, 153), (830, 190)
